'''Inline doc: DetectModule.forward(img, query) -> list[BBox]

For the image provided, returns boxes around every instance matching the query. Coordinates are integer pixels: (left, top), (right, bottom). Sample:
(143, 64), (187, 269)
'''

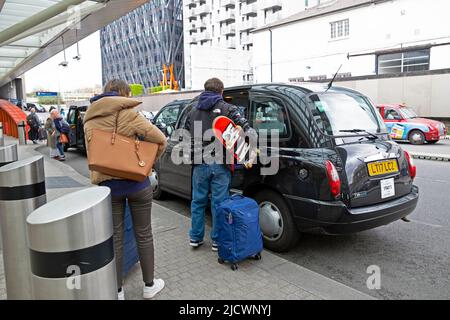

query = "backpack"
(27, 114), (39, 128)
(27, 114), (34, 127)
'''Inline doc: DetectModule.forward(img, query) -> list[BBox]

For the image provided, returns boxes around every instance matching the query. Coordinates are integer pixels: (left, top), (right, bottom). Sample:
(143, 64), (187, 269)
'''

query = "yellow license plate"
(367, 160), (399, 177)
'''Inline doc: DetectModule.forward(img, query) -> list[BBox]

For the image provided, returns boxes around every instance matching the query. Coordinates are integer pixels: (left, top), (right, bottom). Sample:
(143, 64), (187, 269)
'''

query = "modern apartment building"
(253, 0), (450, 119)
(183, 0), (314, 89)
(101, 1), (184, 91)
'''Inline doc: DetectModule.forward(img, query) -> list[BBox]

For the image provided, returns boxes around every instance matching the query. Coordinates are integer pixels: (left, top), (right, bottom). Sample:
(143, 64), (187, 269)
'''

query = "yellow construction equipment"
(160, 63), (179, 91)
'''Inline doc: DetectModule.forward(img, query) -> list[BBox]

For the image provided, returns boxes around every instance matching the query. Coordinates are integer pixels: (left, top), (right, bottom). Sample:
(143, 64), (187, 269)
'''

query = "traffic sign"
(36, 91), (58, 97)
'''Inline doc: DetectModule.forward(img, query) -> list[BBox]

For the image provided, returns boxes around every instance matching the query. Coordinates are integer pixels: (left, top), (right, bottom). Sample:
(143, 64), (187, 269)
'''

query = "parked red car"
(377, 104), (447, 145)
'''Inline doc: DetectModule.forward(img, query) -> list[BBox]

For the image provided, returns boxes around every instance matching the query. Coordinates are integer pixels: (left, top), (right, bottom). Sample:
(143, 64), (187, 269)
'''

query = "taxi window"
(249, 96), (289, 138)
(155, 104), (181, 126)
(385, 109), (401, 120)
(68, 109), (76, 124)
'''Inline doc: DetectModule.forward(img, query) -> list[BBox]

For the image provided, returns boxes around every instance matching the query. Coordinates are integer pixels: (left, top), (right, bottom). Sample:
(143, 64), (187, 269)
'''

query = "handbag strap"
(111, 110), (123, 144)
(112, 110), (146, 168)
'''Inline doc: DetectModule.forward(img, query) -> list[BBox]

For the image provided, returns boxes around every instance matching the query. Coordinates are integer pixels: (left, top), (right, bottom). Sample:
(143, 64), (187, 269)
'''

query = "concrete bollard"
(18, 120), (27, 145)
(0, 156), (46, 299)
(26, 186), (117, 300)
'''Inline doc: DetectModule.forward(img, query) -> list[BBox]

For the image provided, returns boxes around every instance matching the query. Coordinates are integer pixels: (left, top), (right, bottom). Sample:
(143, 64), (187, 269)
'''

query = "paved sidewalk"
(0, 137), (374, 300)
(409, 152), (450, 162)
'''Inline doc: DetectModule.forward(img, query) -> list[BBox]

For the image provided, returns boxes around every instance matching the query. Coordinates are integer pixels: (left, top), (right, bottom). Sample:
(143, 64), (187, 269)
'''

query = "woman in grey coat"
(44, 117), (60, 159)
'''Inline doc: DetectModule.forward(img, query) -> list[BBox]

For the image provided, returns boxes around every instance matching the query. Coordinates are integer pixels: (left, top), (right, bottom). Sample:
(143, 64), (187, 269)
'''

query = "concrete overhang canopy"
(0, 0), (151, 87)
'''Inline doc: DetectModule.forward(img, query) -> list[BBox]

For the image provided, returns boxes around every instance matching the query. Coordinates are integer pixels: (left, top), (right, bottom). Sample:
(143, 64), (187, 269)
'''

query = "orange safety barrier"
(0, 99), (30, 139)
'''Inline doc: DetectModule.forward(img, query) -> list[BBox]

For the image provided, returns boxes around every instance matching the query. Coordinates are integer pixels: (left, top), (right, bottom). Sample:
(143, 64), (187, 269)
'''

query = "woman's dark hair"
(104, 79), (131, 97)
(204, 78), (224, 93)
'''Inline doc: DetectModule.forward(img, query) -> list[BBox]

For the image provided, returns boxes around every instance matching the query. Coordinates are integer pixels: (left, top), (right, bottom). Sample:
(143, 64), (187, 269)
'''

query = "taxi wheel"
(409, 130), (425, 145)
(255, 190), (300, 253)
(151, 168), (164, 200)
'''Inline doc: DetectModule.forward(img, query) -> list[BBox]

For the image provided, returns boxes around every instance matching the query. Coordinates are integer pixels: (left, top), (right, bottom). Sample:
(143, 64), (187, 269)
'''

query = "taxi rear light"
(325, 160), (341, 198)
(404, 151), (416, 180)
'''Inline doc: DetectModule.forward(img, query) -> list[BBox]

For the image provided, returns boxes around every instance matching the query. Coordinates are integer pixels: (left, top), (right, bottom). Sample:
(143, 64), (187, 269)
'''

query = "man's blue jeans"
(190, 164), (231, 243)
(56, 141), (65, 157)
(56, 133), (65, 157)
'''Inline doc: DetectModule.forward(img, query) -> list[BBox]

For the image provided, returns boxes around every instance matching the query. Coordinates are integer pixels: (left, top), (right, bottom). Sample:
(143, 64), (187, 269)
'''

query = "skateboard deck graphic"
(213, 116), (257, 165)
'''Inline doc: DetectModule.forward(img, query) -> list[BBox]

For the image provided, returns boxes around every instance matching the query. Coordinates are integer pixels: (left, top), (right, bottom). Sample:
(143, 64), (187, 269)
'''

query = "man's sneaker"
(117, 288), (125, 300)
(143, 279), (165, 299)
(190, 239), (204, 248)
(58, 156), (66, 162)
(211, 242), (219, 252)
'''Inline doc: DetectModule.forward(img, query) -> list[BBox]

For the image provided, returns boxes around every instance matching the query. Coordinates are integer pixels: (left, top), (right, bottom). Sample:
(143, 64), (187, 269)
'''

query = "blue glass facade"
(100, 1), (184, 90)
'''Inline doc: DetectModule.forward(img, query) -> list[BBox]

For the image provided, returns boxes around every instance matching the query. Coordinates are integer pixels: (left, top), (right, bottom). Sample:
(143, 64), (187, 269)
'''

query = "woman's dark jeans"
(111, 186), (154, 289)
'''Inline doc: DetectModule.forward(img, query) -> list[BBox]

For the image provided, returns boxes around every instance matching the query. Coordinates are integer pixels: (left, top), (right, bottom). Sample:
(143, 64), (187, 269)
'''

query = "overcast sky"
(24, 31), (102, 93)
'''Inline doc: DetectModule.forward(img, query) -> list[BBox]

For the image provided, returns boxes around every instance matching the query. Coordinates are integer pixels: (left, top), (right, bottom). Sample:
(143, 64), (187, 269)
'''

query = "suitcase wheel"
(253, 253), (262, 261)
(218, 257), (225, 264)
(231, 263), (238, 271)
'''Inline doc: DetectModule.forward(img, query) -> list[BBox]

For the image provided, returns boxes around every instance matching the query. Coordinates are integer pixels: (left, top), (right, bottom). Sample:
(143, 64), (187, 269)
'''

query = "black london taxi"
(158, 83), (419, 252)
(66, 102), (90, 151)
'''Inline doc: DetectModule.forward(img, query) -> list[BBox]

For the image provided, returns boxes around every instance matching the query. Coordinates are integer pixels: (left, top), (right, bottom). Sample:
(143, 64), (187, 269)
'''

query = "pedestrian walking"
(184, 78), (256, 251)
(26, 108), (41, 144)
(51, 109), (69, 161)
(83, 79), (167, 300)
(44, 117), (61, 160)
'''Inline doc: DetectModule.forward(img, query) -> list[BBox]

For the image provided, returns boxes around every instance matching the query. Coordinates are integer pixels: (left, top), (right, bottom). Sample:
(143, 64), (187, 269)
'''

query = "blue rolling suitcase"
(123, 201), (139, 276)
(216, 194), (263, 270)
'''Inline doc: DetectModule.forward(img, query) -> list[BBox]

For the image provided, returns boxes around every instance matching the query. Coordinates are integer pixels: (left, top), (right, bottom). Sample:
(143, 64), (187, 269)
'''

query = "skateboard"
(212, 116), (258, 166)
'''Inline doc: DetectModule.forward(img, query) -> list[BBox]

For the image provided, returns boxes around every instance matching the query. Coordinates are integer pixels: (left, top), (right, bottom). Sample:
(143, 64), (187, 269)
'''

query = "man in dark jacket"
(185, 78), (256, 251)
(26, 108), (41, 144)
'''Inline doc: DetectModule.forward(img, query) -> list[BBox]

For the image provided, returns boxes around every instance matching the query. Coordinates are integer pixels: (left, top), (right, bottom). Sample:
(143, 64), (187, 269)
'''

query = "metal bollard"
(0, 156), (46, 299)
(0, 144), (18, 167)
(0, 122), (4, 146)
(26, 186), (117, 300)
(18, 120), (27, 145)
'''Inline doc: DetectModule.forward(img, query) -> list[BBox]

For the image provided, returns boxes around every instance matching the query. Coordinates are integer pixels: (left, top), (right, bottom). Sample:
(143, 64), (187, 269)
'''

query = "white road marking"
(409, 219), (446, 229)
(415, 177), (450, 185)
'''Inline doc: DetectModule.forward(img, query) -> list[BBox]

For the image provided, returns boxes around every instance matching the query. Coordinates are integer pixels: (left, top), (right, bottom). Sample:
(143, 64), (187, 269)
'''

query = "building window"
(289, 77), (305, 82)
(377, 49), (430, 75)
(330, 19), (349, 39)
(309, 75), (327, 81)
(336, 72), (352, 79)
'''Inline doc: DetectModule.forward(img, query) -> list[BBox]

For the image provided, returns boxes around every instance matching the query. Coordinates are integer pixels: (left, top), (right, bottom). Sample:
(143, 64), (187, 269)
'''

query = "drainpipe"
(269, 28), (273, 82)
(0, 0), (86, 46)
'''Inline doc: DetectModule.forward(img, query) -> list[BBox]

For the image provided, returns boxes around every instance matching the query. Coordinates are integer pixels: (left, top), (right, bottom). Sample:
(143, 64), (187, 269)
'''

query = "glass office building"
(100, 0), (184, 90)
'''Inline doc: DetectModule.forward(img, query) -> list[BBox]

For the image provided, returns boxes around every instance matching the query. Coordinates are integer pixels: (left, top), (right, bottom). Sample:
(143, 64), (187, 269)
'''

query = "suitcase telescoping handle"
(230, 194), (245, 200)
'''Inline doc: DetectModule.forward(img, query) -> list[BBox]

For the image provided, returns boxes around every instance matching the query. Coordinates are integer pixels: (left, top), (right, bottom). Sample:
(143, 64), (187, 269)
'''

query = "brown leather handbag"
(86, 111), (159, 182)
(59, 133), (69, 144)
